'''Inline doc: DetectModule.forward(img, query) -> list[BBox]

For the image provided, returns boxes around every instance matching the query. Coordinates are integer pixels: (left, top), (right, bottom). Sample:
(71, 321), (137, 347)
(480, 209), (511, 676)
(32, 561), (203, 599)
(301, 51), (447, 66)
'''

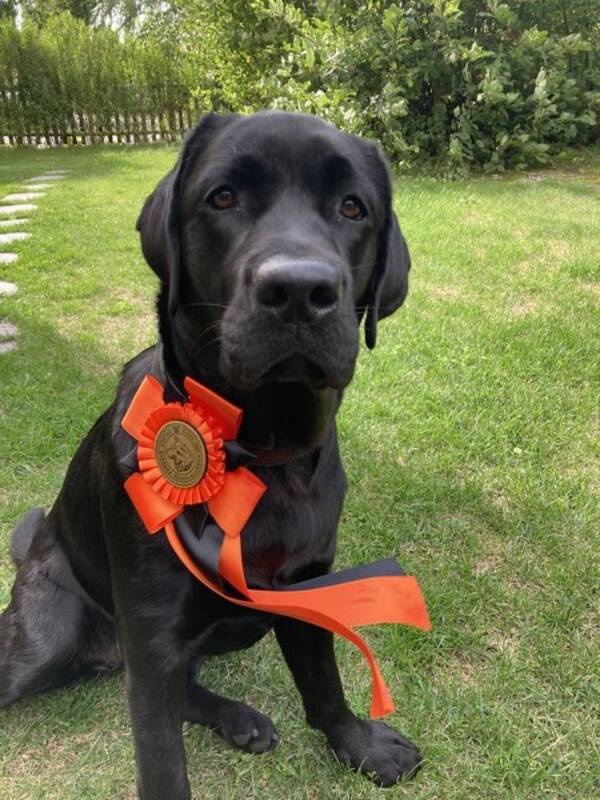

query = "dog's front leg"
(119, 622), (191, 800)
(275, 618), (422, 787)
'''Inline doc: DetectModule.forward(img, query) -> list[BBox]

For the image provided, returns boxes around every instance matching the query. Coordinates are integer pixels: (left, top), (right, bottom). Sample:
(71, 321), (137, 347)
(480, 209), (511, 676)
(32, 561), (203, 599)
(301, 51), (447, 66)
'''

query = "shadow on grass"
(0, 308), (121, 527)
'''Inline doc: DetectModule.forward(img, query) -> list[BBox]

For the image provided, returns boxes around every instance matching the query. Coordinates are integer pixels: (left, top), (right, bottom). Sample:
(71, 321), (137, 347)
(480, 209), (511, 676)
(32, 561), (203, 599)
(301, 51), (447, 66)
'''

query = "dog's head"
(137, 111), (410, 403)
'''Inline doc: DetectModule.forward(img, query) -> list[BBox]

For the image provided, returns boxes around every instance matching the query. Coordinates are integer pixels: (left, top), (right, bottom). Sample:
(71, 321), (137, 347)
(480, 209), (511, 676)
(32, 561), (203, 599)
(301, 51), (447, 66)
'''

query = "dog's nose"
(255, 259), (339, 321)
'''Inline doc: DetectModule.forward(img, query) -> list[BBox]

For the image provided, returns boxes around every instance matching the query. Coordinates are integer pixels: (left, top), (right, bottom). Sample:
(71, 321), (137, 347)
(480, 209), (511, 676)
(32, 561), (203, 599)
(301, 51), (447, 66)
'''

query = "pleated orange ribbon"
(122, 374), (431, 718)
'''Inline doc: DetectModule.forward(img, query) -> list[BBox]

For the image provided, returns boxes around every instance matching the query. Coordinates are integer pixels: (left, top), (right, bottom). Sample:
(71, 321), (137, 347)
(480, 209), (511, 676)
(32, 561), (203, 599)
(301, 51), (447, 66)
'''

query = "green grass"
(0, 144), (599, 800)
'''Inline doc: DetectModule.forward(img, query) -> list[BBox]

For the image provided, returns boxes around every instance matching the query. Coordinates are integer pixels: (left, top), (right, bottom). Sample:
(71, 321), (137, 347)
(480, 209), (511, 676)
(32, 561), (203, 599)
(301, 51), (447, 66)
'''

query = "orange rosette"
(122, 374), (267, 536)
(137, 403), (226, 507)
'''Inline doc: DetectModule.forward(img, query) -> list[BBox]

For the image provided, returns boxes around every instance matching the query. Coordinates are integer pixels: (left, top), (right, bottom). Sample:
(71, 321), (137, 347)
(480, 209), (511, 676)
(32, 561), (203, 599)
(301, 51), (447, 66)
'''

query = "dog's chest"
(189, 495), (337, 655)
(188, 486), (332, 656)
(239, 466), (340, 589)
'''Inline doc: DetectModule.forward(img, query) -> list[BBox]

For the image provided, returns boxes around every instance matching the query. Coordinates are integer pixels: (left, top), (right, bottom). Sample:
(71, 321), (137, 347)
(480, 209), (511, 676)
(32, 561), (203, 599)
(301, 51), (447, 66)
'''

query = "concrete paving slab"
(0, 218), (29, 228)
(3, 192), (45, 202)
(0, 281), (18, 296)
(24, 175), (65, 182)
(0, 253), (18, 264)
(0, 320), (18, 339)
(0, 340), (17, 354)
(0, 232), (31, 244)
(0, 205), (37, 215)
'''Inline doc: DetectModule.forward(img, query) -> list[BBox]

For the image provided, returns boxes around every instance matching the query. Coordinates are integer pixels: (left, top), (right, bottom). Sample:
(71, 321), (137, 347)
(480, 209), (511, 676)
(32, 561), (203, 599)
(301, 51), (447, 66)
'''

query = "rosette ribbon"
(122, 374), (431, 719)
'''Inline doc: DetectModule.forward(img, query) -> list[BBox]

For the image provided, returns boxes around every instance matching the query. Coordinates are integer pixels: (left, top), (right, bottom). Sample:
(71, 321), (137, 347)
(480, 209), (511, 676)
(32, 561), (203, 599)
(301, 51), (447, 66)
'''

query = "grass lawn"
(0, 144), (598, 800)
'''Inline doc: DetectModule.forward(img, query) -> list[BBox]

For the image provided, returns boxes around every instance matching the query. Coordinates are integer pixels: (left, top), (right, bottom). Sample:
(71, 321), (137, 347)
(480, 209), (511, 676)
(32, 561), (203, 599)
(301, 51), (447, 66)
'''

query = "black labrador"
(0, 112), (420, 797)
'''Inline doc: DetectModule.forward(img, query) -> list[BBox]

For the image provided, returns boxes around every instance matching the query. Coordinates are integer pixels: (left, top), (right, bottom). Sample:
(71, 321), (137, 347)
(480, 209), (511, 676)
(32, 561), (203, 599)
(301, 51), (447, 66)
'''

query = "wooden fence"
(0, 99), (203, 147)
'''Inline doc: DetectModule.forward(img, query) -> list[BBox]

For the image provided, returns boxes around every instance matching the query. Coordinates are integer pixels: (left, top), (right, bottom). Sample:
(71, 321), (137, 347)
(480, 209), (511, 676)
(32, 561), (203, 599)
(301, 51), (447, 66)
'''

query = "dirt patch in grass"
(559, 412), (600, 495)
(464, 208), (494, 226)
(486, 629), (520, 657)
(488, 487), (513, 514)
(420, 282), (473, 302)
(506, 295), (548, 318)
(436, 648), (489, 687)
(99, 312), (154, 360)
(502, 570), (545, 597)
(472, 529), (550, 599)
(514, 236), (574, 274)
(474, 554), (502, 577)
(581, 282), (600, 302)
(473, 532), (512, 576)
(546, 238), (575, 261)
(55, 308), (153, 366)
(579, 604), (600, 639)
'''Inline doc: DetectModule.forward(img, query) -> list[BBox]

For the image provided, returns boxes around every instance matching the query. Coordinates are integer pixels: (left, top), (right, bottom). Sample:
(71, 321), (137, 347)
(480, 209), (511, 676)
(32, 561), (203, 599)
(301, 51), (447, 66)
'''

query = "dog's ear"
(136, 113), (239, 391)
(135, 172), (172, 282)
(136, 112), (239, 286)
(361, 145), (411, 350)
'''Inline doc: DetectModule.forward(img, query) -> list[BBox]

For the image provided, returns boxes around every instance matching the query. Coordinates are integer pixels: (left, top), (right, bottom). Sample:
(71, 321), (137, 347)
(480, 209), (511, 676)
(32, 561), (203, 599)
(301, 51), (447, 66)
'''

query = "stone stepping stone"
(0, 320), (18, 338)
(0, 281), (18, 297)
(3, 192), (45, 202)
(0, 218), (29, 228)
(0, 340), (17, 354)
(0, 232), (31, 244)
(22, 184), (52, 191)
(0, 253), (18, 264)
(25, 175), (65, 182)
(0, 204), (37, 215)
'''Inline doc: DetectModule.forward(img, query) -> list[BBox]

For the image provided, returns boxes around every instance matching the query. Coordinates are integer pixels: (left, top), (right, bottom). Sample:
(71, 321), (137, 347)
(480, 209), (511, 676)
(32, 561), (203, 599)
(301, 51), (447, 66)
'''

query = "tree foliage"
(20, 0), (97, 26)
(1, 1), (598, 171)
(0, 0), (17, 22)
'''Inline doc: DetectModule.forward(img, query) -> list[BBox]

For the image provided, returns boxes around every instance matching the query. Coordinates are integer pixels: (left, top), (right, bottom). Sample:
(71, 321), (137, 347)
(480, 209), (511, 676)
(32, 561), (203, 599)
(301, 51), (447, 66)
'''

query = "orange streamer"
(122, 375), (431, 718)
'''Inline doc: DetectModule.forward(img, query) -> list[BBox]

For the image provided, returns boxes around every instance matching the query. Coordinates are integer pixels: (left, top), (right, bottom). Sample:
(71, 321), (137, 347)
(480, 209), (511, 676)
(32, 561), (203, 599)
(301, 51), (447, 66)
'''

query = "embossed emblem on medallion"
(155, 421), (207, 488)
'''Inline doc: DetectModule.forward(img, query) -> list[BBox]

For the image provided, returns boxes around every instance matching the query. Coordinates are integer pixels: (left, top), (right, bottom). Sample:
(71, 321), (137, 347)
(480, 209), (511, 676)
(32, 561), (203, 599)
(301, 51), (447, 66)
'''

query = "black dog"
(0, 112), (419, 797)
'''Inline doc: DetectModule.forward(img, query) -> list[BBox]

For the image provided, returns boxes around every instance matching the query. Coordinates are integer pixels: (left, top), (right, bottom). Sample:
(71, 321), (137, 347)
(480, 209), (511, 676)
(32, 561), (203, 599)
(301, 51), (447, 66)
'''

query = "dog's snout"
(255, 259), (340, 321)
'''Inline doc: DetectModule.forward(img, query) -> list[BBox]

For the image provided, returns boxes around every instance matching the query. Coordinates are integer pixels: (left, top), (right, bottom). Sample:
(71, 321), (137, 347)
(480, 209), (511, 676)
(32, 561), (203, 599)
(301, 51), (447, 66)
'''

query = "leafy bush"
(170, 0), (599, 172)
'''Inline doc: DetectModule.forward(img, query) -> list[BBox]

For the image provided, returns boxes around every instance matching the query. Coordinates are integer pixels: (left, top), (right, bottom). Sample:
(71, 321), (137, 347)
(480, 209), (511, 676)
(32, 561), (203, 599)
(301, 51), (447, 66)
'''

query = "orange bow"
(122, 375), (431, 718)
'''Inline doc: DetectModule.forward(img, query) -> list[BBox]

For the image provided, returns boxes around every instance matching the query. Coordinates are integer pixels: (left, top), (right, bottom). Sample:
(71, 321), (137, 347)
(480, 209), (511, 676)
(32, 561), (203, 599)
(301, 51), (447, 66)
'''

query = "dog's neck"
(155, 293), (342, 453)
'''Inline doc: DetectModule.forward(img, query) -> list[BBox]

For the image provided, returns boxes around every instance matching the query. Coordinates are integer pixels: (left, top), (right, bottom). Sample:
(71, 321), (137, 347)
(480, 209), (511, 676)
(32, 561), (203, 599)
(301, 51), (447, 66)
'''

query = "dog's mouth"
(219, 347), (345, 392)
(262, 355), (328, 389)
(218, 315), (359, 392)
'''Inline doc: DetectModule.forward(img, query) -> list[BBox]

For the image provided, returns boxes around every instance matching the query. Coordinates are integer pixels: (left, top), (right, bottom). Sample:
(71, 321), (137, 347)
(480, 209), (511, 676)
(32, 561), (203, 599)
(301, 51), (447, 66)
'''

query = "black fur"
(0, 112), (418, 797)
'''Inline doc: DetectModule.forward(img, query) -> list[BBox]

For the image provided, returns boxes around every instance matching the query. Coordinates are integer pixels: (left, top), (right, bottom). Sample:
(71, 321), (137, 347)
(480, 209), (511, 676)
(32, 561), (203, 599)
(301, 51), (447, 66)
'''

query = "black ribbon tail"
(172, 495), (407, 600)
(224, 440), (257, 471)
(175, 513), (224, 588)
(119, 445), (139, 476)
(175, 512), (249, 600)
(284, 558), (407, 592)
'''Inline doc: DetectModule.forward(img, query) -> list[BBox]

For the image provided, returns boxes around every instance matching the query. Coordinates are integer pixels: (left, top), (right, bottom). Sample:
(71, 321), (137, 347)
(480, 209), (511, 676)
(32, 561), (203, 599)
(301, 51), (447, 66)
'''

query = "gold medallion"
(155, 421), (207, 488)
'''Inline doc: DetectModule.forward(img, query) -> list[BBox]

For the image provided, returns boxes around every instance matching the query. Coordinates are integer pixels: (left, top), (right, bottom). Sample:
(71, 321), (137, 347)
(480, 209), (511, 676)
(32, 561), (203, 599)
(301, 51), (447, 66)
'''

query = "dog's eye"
(207, 187), (236, 210)
(340, 196), (366, 221)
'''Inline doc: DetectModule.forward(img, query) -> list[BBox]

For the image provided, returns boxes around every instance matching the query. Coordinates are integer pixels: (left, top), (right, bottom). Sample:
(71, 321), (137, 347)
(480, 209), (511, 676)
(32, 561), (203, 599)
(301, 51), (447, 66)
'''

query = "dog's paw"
(327, 718), (422, 787)
(215, 702), (279, 754)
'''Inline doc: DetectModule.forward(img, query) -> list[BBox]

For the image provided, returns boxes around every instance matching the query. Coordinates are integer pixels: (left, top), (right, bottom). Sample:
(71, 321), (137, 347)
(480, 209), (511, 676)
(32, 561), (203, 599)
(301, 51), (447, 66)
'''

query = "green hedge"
(1, 1), (599, 172)
(0, 12), (196, 143)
